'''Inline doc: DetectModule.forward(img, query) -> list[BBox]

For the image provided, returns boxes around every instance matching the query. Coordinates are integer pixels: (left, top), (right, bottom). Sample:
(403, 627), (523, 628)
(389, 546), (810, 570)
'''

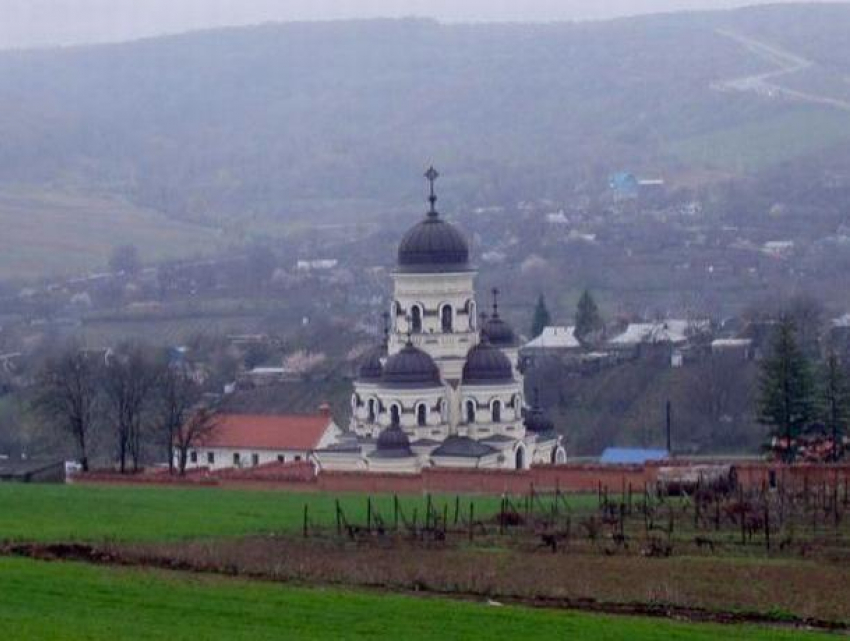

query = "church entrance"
(515, 446), (525, 470)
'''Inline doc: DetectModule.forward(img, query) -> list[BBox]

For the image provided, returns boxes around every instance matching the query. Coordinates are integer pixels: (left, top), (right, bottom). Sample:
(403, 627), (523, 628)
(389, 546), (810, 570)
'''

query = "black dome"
(397, 215), (470, 273)
(373, 425), (414, 458)
(482, 314), (516, 347)
(358, 344), (386, 381)
(382, 343), (441, 387)
(462, 338), (513, 384)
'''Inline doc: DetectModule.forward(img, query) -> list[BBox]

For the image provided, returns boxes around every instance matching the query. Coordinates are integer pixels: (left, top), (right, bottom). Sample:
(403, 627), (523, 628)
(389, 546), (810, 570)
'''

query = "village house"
(181, 404), (341, 471)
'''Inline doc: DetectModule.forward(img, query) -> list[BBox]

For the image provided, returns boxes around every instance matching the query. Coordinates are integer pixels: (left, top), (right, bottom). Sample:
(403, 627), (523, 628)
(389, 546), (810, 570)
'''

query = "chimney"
(318, 402), (331, 418)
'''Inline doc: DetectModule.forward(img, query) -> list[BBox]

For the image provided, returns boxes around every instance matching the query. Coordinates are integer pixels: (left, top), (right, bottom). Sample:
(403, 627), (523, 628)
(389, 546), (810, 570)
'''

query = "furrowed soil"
(6, 536), (848, 631)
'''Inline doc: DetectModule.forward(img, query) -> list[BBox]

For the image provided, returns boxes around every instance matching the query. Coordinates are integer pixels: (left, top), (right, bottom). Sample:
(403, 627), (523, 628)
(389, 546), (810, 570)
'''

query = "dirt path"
(3, 540), (847, 635)
(712, 30), (850, 112)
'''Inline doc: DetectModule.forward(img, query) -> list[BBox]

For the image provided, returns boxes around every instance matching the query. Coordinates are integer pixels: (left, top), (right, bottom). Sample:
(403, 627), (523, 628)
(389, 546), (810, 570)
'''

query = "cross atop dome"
(491, 287), (500, 318)
(424, 165), (440, 217)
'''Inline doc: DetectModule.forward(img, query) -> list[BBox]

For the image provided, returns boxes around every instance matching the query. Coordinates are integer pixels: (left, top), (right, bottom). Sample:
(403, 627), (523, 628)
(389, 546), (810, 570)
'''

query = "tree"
(35, 347), (100, 471)
(108, 244), (141, 276)
(155, 363), (204, 473)
(757, 316), (815, 462)
(174, 407), (219, 475)
(530, 294), (551, 338)
(574, 289), (604, 344)
(818, 352), (850, 461)
(102, 344), (158, 473)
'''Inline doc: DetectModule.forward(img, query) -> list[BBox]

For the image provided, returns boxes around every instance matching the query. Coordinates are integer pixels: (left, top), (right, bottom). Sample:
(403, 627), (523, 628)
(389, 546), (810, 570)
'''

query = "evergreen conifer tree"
(818, 352), (850, 461)
(575, 289), (604, 344)
(530, 294), (551, 339)
(757, 316), (815, 462)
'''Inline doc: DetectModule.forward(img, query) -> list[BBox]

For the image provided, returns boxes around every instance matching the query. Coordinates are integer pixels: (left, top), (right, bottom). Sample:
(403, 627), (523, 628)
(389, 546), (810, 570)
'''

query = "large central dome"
(396, 166), (470, 273)
(397, 216), (470, 272)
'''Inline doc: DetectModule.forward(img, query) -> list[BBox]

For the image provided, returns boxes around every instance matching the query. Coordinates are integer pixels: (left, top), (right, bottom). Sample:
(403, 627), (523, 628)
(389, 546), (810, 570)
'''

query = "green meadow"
(0, 558), (829, 641)
(0, 483), (597, 543)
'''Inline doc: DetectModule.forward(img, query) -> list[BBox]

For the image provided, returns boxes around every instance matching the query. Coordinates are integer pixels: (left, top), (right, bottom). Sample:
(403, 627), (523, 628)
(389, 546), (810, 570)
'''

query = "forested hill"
(0, 3), (849, 224)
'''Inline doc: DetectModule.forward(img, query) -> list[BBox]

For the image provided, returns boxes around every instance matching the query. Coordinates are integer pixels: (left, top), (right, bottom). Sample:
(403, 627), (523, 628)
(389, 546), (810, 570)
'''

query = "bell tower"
(389, 166), (478, 381)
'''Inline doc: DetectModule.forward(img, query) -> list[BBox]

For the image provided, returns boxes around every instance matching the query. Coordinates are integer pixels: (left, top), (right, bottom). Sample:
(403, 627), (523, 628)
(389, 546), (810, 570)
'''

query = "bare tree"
(34, 347), (100, 472)
(174, 407), (219, 476)
(102, 344), (159, 473)
(155, 363), (204, 473)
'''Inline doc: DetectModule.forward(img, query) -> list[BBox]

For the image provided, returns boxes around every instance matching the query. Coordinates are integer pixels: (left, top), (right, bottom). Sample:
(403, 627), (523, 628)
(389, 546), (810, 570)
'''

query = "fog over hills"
(2, 1), (842, 49)
(0, 3), (849, 238)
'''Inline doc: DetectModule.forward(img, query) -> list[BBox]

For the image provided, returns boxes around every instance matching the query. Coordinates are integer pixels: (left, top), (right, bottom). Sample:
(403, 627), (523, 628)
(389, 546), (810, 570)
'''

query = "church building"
(313, 168), (565, 473)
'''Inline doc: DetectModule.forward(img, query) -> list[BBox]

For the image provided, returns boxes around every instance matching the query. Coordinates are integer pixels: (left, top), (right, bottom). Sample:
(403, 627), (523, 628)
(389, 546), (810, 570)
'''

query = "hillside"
(0, 189), (220, 281)
(0, 4), (848, 234)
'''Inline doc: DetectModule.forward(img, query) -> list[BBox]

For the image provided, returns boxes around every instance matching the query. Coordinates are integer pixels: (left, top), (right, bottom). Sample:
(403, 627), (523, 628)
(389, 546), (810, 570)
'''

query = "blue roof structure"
(600, 447), (669, 464)
(608, 172), (639, 195)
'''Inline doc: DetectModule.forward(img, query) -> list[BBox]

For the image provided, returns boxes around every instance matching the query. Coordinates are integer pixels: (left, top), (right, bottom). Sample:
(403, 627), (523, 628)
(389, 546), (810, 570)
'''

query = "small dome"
(397, 216), (470, 272)
(372, 424), (414, 458)
(462, 338), (513, 384)
(358, 344), (386, 381)
(482, 314), (516, 347)
(382, 343), (441, 387)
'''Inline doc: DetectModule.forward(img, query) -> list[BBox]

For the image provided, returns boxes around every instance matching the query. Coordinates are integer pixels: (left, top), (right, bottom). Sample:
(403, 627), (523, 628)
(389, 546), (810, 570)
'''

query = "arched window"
(492, 400), (502, 423)
(367, 399), (376, 423)
(515, 446), (525, 470)
(441, 305), (453, 333)
(390, 404), (401, 427)
(513, 394), (522, 419)
(411, 305), (422, 334)
(417, 403), (427, 427)
(466, 400), (476, 424)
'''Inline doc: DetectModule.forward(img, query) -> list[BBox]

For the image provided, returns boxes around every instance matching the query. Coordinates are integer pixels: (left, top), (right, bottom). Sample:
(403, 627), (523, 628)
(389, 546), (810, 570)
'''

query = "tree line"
(34, 342), (217, 475)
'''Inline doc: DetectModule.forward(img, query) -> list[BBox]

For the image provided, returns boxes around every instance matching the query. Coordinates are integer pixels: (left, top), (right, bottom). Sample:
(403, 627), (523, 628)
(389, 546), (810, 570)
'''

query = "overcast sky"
(0, 0), (841, 49)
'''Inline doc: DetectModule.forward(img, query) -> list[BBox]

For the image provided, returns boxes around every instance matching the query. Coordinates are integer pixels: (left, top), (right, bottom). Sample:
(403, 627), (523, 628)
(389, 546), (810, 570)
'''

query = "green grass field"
(0, 484), (597, 543)
(0, 558), (829, 641)
(0, 188), (219, 280)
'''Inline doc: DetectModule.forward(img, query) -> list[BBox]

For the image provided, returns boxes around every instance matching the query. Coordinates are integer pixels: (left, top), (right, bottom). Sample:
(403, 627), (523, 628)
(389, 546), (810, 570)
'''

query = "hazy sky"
(0, 0), (842, 49)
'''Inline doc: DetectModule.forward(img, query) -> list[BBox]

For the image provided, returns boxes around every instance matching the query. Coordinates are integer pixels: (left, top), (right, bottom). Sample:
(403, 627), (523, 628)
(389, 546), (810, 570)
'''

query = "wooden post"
(335, 499), (342, 536)
(303, 503), (309, 538)
(425, 494), (432, 530)
(394, 495), (399, 532)
(500, 496), (506, 535)
(468, 502), (475, 541)
(764, 500), (770, 553)
(367, 496), (372, 533)
(454, 495), (460, 525)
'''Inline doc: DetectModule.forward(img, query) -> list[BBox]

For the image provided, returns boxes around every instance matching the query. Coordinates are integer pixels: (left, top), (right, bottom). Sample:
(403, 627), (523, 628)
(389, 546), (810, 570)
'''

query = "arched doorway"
(515, 446), (525, 470)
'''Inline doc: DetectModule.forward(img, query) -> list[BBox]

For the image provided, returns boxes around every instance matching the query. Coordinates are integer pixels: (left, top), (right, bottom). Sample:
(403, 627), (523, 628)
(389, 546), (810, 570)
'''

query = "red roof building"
(183, 405), (340, 471)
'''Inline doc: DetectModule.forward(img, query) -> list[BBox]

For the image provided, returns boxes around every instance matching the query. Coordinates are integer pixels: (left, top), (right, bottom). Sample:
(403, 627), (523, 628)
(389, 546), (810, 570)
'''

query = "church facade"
(313, 168), (565, 473)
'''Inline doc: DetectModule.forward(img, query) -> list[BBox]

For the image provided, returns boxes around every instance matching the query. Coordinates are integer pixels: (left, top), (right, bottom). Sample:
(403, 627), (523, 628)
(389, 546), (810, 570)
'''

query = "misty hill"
(0, 4), (849, 230)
